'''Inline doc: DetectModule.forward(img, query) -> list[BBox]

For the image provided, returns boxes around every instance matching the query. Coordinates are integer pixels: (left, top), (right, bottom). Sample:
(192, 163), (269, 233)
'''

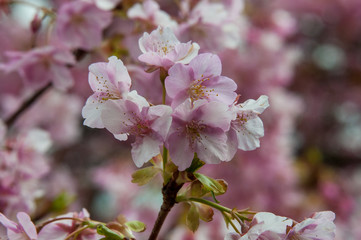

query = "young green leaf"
(194, 173), (227, 195)
(131, 166), (161, 186)
(96, 225), (125, 240)
(125, 221), (146, 233)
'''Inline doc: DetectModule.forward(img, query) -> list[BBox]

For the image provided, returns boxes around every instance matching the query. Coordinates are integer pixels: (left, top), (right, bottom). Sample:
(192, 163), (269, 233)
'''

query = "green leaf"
(125, 221), (146, 233)
(186, 203), (199, 232)
(186, 154), (205, 173)
(194, 173), (227, 195)
(96, 225), (124, 240)
(131, 166), (161, 186)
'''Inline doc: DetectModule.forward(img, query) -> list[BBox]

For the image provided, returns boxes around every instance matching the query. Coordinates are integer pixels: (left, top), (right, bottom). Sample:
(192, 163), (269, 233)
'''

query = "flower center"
(94, 75), (119, 104)
(154, 40), (175, 56)
(122, 113), (151, 136)
(188, 78), (215, 102)
(186, 120), (205, 144)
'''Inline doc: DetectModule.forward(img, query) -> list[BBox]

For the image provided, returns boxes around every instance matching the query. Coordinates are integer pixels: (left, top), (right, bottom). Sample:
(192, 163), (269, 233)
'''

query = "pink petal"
(131, 136), (161, 167)
(167, 131), (194, 170)
(189, 53), (222, 79)
(17, 212), (37, 240)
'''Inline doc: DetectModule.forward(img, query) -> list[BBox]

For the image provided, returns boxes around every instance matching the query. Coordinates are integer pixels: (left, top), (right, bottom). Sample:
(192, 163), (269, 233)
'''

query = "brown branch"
(148, 171), (183, 240)
(5, 82), (52, 128)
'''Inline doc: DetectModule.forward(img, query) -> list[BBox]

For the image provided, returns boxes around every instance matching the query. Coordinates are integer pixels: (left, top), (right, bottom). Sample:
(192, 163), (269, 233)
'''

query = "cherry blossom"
(165, 53), (238, 108)
(127, 0), (177, 29)
(82, 56), (133, 128)
(138, 26), (200, 70)
(55, 1), (112, 50)
(0, 46), (75, 90)
(166, 99), (235, 170)
(177, 0), (246, 50)
(225, 212), (293, 240)
(228, 95), (269, 154)
(286, 211), (336, 240)
(101, 98), (172, 167)
(38, 209), (100, 240)
(0, 212), (37, 240)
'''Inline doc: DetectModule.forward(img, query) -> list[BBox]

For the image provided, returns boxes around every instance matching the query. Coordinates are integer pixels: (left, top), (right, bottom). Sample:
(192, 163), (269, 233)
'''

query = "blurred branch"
(5, 82), (52, 128)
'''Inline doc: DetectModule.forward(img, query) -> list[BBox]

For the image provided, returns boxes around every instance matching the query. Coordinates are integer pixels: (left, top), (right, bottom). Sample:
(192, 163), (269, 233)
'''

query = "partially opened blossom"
(82, 56), (135, 128)
(101, 98), (172, 167)
(166, 99), (235, 170)
(228, 95), (269, 154)
(286, 211), (336, 240)
(165, 53), (237, 108)
(0, 46), (75, 90)
(38, 209), (100, 240)
(127, 0), (177, 29)
(55, 1), (112, 50)
(0, 212), (37, 240)
(138, 26), (200, 70)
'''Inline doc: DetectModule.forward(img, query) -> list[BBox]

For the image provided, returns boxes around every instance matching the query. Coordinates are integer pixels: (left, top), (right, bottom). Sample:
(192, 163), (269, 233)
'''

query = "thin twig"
(5, 82), (52, 128)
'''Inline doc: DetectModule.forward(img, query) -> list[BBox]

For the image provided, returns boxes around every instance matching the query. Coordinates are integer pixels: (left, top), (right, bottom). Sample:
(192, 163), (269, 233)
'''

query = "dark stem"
(148, 171), (183, 240)
(5, 82), (52, 127)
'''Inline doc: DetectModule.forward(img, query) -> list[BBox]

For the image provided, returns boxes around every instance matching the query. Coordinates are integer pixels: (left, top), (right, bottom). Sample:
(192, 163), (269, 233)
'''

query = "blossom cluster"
(82, 26), (269, 171)
(0, 0), (351, 239)
(225, 211), (336, 240)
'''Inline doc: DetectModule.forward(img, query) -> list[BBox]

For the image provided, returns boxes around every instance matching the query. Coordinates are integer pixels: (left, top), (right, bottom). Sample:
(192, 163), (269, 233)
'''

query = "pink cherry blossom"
(0, 129), (51, 217)
(38, 209), (100, 240)
(82, 56), (133, 128)
(101, 98), (172, 167)
(55, 1), (112, 50)
(0, 212), (37, 240)
(166, 99), (235, 170)
(0, 46), (75, 90)
(286, 211), (336, 240)
(127, 0), (177, 29)
(228, 95), (269, 153)
(177, 0), (246, 51)
(138, 26), (200, 70)
(225, 212), (293, 240)
(165, 53), (238, 108)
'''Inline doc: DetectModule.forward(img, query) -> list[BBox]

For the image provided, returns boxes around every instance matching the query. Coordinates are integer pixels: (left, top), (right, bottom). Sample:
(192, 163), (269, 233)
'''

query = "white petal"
(131, 136), (161, 167)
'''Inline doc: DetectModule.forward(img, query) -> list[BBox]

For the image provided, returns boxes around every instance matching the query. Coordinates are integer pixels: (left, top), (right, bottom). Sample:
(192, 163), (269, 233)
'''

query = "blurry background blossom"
(0, 0), (360, 239)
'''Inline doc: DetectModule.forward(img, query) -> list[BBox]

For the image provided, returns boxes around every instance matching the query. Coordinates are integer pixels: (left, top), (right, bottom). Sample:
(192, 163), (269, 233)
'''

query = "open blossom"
(138, 26), (200, 70)
(38, 209), (100, 240)
(101, 98), (172, 167)
(0, 212), (37, 240)
(225, 212), (293, 240)
(55, 1), (112, 50)
(166, 99), (235, 170)
(178, 0), (245, 50)
(127, 0), (177, 29)
(0, 46), (75, 90)
(82, 56), (134, 128)
(165, 53), (237, 108)
(228, 95), (269, 154)
(286, 211), (336, 240)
